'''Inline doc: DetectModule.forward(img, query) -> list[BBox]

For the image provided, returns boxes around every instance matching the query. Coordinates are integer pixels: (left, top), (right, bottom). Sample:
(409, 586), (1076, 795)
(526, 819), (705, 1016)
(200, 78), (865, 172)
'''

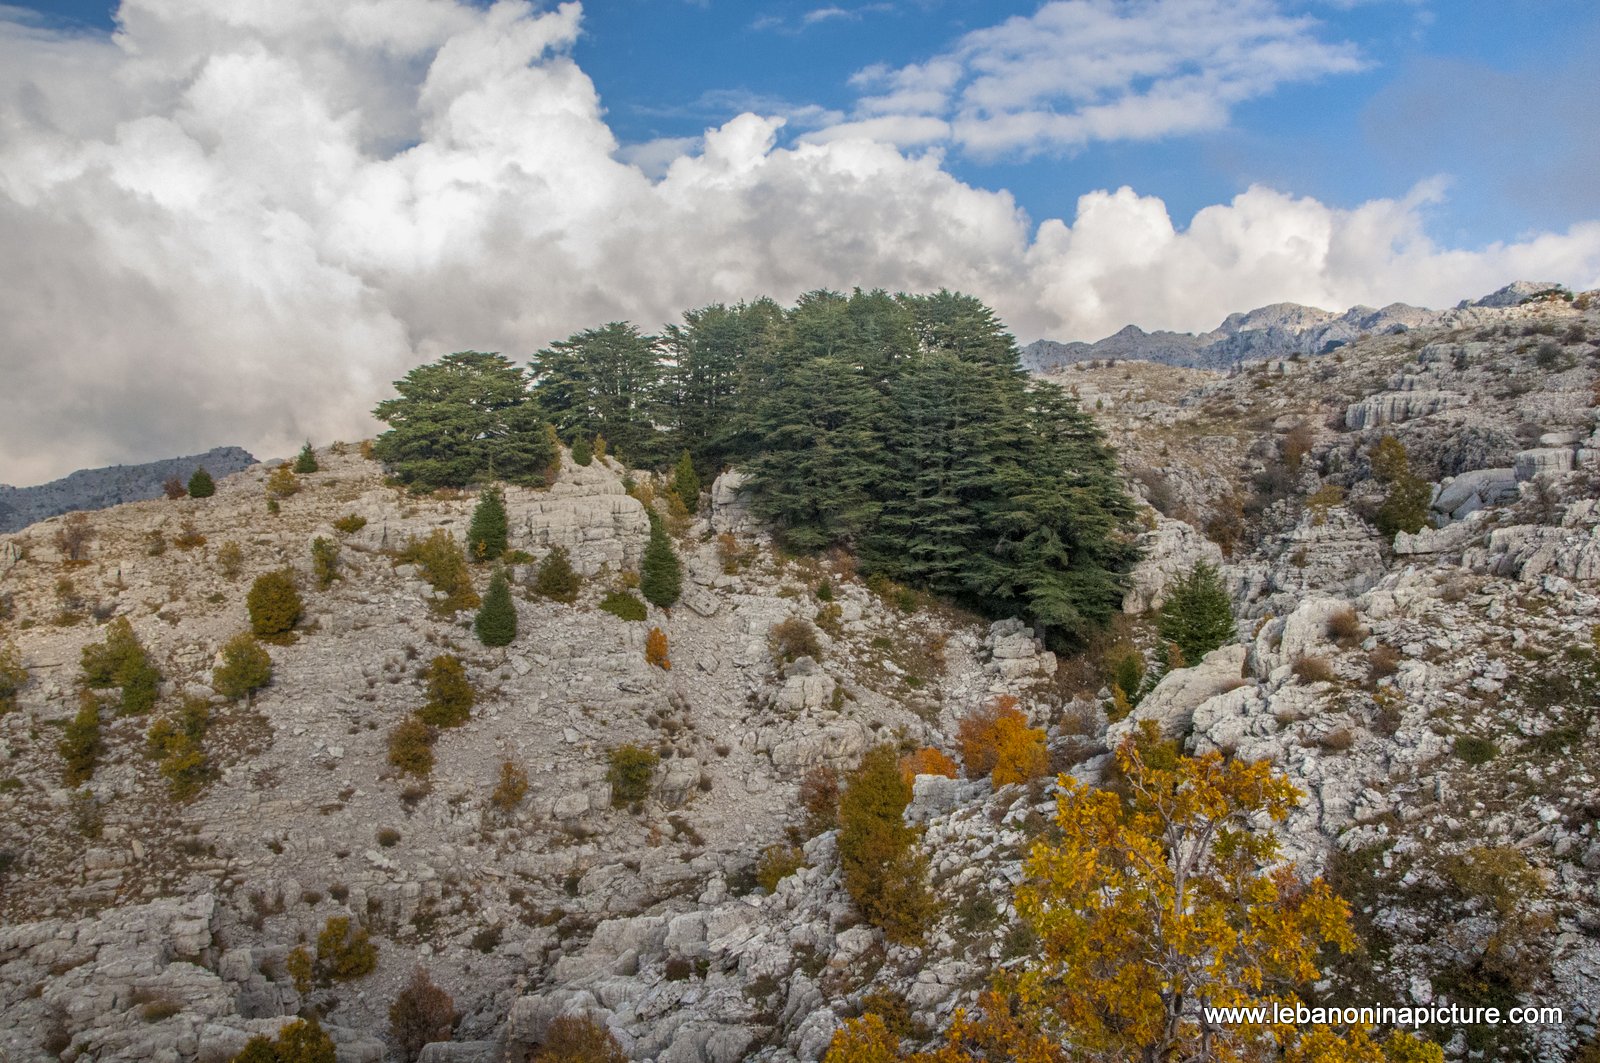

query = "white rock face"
(1432, 467), (1517, 521)
(1122, 516), (1225, 613)
(511, 458), (651, 575)
(1344, 391), (1465, 429)
(1514, 447), (1575, 482)
(1106, 644), (1248, 746)
(709, 470), (757, 534)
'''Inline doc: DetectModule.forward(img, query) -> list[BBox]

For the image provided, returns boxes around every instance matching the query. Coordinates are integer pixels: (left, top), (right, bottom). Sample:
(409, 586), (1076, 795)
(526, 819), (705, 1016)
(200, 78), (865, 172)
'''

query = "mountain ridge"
(1021, 280), (1569, 371)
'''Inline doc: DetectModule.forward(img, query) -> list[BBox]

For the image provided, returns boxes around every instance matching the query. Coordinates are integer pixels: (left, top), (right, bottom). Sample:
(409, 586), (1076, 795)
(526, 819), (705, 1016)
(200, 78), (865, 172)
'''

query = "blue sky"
(15, 0), (1600, 249)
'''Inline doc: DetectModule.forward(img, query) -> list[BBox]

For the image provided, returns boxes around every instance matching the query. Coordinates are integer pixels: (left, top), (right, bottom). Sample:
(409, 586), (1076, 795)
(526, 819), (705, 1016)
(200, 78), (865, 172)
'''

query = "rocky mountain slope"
(1, 285), (1599, 1062)
(0, 447), (257, 534)
(1021, 280), (1569, 372)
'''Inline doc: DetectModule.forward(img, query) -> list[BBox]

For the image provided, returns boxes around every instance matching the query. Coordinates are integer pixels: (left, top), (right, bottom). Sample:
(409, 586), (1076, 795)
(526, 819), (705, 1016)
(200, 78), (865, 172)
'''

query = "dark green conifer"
(293, 441), (318, 474)
(1157, 562), (1236, 668)
(670, 450), (701, 509)
(467, 486), (508, 562)
(474, 568), (517, 647)
(533, 545), (581, 602)
(187, 467), (215, 498)
(570, 436), (593, 466)
(640, 514), (681, 608)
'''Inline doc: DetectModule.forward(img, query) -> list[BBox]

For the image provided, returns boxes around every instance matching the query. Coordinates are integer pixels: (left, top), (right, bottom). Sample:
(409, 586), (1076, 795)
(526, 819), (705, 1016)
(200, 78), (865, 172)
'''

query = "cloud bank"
(1, 0), (1598, 483)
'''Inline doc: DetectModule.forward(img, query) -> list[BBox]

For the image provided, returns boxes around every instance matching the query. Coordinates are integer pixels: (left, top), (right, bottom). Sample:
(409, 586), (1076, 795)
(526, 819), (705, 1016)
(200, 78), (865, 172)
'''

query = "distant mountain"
(1021, 281), (1568, 372)
(0, 446), (257, 533)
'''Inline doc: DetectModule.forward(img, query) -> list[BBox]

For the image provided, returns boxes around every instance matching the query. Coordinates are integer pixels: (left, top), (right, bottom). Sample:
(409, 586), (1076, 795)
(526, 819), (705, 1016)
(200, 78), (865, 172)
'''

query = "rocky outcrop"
(1106, 644), (1248, 746)
(709, 470), (757, 535)
(1121, 516), (1225, 613)
(1344, 391), (1466, 429)
(1432, 468), (1517, 521)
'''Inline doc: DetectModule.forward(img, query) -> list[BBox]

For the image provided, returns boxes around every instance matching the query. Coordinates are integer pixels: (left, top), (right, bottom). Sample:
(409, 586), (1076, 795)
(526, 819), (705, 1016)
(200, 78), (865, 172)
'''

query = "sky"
(2, 0), (1599, 484)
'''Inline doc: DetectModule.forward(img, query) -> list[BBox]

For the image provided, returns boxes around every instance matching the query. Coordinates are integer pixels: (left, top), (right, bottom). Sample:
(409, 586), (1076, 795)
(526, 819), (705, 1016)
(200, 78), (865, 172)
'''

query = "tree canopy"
(373, 352), (555, 488)
(530, 288), (1139, 645)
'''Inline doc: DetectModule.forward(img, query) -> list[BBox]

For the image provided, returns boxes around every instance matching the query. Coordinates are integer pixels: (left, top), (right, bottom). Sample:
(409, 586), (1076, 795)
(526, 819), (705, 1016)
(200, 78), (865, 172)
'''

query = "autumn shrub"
(898, 747), (958, 786)
(247, 570), (304, 642)
(333, 513), (367, 534)
(756, 843), (806, 892)
(533, 545), (581, 602)
(217, 540), (244, 579)
(54, 512), (94, 562)
(837, 746), (933, 945)
(213, 632), (272, 700)
(598, 589), (646, 621)
(173, 520), (207, 549)
(490, 760), (529, 812)
(59, 690), (103, 785)
(399, 531), (480, 614)
(231, 1017), (336, 1063)
(389, 967), (457, 1062)
(266, 465), (300, 499)
(799, 764), (840, 837)
(158, 732), (214, 800)
(1368, 644), (1402, 682)
(162, 475), (187, 500)
(388, 716), (437, 777)
(316, 915), (378, 981)
(1291, 655), (1337, 684)
(1326, 606), (1364, 649)
(770, 616), (822, 664)
(311, 537), (340, 589)
(534, 1014), (627, 1063)
(607, 744), (658, 805)
(956, 696), (1048, 786)
(645, 626), (671, 670)
(418, 655), (474, 727)
(287, 945), (315, 994)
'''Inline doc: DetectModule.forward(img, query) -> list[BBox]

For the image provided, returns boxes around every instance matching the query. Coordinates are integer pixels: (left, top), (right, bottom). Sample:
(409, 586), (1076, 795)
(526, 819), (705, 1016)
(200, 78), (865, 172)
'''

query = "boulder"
(1106, 644), (1248, 745)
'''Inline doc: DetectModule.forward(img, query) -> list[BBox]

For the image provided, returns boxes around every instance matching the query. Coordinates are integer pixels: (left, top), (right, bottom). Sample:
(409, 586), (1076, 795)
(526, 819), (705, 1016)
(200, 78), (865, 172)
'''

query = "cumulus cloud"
(836, 0), (1365, 157)
(0, 0), (1597, 484)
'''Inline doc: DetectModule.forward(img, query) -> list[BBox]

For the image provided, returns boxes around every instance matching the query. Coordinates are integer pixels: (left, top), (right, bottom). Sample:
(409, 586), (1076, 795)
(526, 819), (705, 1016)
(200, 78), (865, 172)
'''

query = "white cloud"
(0, 0), (1596, 484)
(834, 0), (1365, 156)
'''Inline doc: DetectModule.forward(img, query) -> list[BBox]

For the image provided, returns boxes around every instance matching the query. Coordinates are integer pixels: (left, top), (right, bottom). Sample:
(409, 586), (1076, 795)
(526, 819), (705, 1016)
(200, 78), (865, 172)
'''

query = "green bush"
(599, 590), (646, 622)
(533, 545), (582, 602)
(332, 513), (367, 534)
(417, 655), (474, 727)
(316, 914), (378, 981)
(770, 617), (822, 663)
(80, 617), (161, 715)
(607, 744), (659, 805)
(1157, 562), (1235, 669)
(294, 442), (319, 474)
(570, 436), (593, 466)
(474, 568), (517, 647)
(1455, 736), (1498, 765)
(641, 514), (682, 608)
(398, 531), (480, 614)
(468, 486), (509, 562)
(213, 633), (272, 700)
(60, 691), (103, 786)
(247, 570), (304, 642)
(388, 716), (436, 777)
(311, 537), (340, 589)
(187, 467), (215, 498)
(1370, 436), (1431, 538)
(838, 745), (933, 945)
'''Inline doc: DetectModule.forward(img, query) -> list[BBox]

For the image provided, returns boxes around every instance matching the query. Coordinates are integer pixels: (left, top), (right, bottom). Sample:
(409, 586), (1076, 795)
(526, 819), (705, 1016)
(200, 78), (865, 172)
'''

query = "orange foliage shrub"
(897, 747), (958, 786)
(956, 696), (1048, 786)
(645, 627), (671, 670)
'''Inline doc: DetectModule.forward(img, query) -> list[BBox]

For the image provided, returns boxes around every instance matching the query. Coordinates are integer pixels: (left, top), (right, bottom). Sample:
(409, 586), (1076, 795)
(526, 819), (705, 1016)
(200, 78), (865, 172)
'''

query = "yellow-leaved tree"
(828, 722), (1441, 1063)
